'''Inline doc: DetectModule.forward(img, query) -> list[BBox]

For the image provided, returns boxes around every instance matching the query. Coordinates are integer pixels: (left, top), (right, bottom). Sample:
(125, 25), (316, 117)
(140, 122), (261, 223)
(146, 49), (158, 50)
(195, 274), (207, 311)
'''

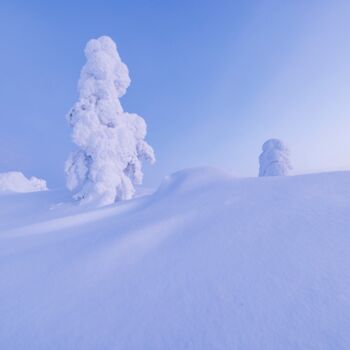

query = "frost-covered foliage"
(0, 172), (47, 193)
(66, 36), (155, 206)
(258, 139), (292, 177)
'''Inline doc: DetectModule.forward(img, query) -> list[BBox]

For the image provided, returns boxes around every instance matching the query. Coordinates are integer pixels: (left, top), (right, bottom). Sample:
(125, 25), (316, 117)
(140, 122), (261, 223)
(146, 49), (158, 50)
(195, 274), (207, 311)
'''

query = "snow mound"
(156, 166), (234, 197)
(1, 168), (350, 349)
(0, 171), (47, 193)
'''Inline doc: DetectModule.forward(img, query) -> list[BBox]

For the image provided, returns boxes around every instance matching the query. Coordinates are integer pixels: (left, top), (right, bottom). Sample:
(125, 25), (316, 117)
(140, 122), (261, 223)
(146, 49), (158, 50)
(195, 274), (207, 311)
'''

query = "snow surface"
(0, 171), (47, 193)
(1, 167), (350, 349)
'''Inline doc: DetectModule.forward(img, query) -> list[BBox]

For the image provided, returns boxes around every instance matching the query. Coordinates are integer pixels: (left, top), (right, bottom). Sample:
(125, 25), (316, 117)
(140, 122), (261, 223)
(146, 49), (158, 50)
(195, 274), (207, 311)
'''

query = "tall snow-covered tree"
(65, 36), (155, 206)
(258, 139), (291, 177)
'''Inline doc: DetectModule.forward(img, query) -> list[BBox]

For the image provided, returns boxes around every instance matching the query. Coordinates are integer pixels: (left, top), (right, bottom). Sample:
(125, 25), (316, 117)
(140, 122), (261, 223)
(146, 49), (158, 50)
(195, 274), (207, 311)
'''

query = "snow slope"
(1, 167), (350, 349)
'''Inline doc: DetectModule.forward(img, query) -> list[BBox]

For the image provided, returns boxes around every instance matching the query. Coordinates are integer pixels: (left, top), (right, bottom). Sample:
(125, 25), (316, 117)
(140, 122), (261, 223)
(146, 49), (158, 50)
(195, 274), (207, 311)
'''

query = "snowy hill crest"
(1, 168), (350, 349)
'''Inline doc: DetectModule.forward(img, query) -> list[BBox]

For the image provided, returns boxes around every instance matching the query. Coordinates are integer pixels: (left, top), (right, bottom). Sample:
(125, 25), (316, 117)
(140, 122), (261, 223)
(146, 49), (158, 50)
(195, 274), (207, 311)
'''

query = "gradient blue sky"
(1, 0), (350, 188)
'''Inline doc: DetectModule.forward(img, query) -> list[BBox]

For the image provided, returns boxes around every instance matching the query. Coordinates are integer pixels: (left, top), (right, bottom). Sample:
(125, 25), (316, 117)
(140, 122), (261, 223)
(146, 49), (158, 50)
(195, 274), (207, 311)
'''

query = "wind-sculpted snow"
(1, 168), (350, 349)
(0, 171), (47, 193)
(66, 36), (155, 207)
(155, 166), (234, 197)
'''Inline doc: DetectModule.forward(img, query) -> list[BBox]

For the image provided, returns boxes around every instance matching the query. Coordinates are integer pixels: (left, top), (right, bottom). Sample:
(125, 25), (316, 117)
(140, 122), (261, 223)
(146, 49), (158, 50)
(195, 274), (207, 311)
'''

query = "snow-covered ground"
(1, 167), (350, 349)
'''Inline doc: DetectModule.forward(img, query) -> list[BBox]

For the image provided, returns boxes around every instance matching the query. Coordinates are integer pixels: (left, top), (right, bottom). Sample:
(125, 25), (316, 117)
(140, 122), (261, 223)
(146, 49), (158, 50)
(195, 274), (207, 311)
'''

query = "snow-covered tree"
(0, 172), (47, 193)
(65, 36), (155, 206)
(258, 139), (291, 177)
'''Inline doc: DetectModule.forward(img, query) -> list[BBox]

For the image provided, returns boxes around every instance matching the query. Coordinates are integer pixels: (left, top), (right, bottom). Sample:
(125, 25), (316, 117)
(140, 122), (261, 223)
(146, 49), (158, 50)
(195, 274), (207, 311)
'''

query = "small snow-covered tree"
(0, 172), (47, 193)
(65, 36), (155, 206)
(258, 139), (291, 177)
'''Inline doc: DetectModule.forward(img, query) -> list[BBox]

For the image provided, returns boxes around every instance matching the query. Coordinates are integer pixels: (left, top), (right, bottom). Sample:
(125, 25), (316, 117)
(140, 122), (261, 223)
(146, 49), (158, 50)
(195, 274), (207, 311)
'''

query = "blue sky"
(1, 0), (350, 188)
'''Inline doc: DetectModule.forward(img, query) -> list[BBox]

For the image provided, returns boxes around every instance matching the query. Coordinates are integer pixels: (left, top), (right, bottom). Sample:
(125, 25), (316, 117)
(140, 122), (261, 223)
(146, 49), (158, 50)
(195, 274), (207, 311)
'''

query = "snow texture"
(66, 36), (155, 207)
(0, 171), (47, 193)
(259, 138), (292, 176)
(1, 167), (350, 349)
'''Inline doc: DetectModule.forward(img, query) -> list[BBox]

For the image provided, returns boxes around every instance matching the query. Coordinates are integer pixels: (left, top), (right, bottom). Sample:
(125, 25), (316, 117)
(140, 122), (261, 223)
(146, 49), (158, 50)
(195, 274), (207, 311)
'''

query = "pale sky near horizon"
(1, 0), (350, 188)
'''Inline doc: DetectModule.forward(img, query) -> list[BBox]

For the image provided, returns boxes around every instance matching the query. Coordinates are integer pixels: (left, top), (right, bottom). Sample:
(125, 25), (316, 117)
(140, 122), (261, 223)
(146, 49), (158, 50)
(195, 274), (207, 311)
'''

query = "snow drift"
(1, 168), (350, 349)
(0, 171), (47, 193)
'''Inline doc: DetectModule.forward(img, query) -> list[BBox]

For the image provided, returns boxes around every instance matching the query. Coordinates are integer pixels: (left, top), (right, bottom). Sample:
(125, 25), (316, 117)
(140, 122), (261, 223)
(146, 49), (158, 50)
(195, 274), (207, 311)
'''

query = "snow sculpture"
(65, 36), (155, 206)
(258, 139), (291, 177)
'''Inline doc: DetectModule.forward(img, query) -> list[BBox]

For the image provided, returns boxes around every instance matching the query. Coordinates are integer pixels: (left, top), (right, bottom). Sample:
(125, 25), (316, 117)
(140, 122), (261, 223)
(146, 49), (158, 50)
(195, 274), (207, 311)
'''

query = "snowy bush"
(258, 139), (292, 177)
(0, 172), (47, 193)
(65, 36), (155, 206)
